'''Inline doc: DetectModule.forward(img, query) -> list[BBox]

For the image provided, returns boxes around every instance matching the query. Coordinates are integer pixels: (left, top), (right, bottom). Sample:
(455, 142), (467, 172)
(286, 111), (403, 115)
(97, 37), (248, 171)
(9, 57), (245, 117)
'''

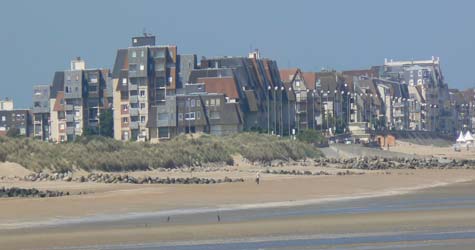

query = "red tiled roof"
(302, 72), (317, 90)
(199, 77), (240, 99)
(279, 68), (299, 83)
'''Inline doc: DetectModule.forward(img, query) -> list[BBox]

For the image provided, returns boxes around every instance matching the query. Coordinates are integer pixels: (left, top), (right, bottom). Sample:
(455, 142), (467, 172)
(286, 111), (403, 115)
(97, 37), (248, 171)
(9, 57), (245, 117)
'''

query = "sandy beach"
(1, 158), (475, 249)
(1, 142), (475, 250)
(390, 140), (475, 160)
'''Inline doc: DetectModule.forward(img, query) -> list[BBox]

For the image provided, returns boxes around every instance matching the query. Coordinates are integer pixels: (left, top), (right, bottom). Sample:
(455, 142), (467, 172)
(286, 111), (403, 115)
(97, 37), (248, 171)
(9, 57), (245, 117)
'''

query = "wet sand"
(1, 169), (475, 249)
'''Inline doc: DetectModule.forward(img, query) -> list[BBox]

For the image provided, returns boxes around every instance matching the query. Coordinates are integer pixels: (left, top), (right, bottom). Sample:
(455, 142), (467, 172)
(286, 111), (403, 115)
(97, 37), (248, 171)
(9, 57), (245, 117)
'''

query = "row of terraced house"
(1, 34), (473, 142)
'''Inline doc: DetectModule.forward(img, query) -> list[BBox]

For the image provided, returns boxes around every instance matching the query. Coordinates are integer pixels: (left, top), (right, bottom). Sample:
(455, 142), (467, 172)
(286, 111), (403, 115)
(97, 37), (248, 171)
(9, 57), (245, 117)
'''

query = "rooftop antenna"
(142, 27), (148, 37)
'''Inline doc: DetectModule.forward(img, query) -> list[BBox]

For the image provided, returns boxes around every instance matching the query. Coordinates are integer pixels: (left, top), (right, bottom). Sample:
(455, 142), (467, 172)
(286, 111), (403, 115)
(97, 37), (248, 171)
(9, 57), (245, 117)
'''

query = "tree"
(99, 109), (114, 138)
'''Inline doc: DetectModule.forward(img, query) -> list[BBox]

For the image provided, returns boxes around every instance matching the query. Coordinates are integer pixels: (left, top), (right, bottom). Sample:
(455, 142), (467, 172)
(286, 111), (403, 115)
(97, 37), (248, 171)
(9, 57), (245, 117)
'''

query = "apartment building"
(112, 34), (180, 141)
(194, 51), (292, 135)
(280, 68), (318, 131)
(49, 58), (110, 142)
(377, 57), (451, 133)
(32, 85), (50, 140)
(0, 98), (13, 111)
(0, 108), (32, 137)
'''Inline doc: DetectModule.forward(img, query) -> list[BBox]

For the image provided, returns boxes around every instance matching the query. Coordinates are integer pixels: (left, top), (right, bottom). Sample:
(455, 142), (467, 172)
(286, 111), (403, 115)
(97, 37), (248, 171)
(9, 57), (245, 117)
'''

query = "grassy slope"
(0, 133), (322, 172)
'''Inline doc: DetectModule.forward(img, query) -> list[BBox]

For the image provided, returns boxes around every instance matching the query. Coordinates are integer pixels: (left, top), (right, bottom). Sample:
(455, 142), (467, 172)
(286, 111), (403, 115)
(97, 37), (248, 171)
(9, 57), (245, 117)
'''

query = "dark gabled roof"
(355, 79), (382, 106)
(116, 70), (129, 92)
(282, 81), (296, 101)
(112, 49), (128, 78)
(244, 90), (258, 112)
(316, 71), (343, 93)
(189, 68), (234, 83)
(219, 102), (243, 125)
(50, 71), (64, 98)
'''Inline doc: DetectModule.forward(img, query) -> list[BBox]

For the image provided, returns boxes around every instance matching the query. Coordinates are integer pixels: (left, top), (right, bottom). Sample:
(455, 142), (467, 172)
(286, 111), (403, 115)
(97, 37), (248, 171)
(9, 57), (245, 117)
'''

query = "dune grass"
(0, 133), (322, 172)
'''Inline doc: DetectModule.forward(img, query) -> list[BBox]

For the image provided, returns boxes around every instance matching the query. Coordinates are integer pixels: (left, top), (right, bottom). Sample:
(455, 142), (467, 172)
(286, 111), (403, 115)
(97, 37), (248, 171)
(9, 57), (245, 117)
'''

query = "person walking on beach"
(256, 171), (260, 184)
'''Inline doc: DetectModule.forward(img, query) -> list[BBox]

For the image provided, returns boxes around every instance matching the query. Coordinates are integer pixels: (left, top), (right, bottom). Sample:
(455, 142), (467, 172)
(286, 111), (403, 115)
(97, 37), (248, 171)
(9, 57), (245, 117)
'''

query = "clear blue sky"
(1, 0), (474, 108)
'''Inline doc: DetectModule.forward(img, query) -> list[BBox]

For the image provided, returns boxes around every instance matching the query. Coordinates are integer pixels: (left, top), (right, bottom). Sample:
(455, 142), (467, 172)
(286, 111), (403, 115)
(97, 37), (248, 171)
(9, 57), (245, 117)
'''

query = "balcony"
(129, 95), (139, 103)
(129, 108), (139, 116)
(66, 127), (75, 135)
(130, 121), (139, 130)
(129, 84), (138, 91)
(66, 114), (75, 122)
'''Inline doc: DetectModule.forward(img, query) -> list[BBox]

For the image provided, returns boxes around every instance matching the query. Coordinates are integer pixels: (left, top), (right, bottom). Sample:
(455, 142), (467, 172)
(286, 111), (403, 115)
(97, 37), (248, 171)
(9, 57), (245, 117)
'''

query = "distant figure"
(256, 171), (260, 184)
(167, 216), (170, 222)
(217, 213), (221, 222)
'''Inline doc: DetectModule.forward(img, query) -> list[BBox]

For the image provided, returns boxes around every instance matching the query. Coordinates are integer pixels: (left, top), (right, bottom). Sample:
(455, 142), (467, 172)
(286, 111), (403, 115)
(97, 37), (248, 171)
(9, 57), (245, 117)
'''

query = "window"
(140, 64), (145, 71)
(122, 78), (127, 85)
(121, 104), (128, 112)
(210, 99), (216, 106)
(132, 51), (137, 58)
(75, 110), (80, 117)
(89, 85), (97, 92)
(197, 111), (201, 120)
(190, 99), (195, 107)
(140, 90), (146, 97)
(418, 70), (422, 77)
(158, 127), (169, 138)
(168, 76), (173, 83)
(205, 99), (209, 106)
(75, 122), (81, 129)
(140, 116), (146, 123)
(141, 50), (145, 57)
(178, 113), (183, 120)
(130, 102), (139, 108)
(140, 103), (145, 109)
(129, 64), (138, 72)
(158, 113), (168, 121)
(185, 112), (195, 120)
(130, 90), (138, 96)
(215, 98), (221, 106)
(122, 117), (129, 123)
(34, 102), (41, 107)
(1, 116), (5, 121)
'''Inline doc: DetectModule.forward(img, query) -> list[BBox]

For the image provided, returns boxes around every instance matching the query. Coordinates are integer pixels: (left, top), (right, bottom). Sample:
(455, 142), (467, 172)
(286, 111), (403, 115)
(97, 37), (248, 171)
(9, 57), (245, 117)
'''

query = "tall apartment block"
(112, 35), (180, 141)
(49, 58), (111, 142)
(32, 85), (51, 140)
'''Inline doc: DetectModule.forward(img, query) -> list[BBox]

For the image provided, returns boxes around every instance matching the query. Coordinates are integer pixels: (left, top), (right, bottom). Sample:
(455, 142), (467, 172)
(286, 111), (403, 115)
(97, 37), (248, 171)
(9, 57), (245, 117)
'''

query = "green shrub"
(0, 133), (322, 172)
(296, 129), (326, 145)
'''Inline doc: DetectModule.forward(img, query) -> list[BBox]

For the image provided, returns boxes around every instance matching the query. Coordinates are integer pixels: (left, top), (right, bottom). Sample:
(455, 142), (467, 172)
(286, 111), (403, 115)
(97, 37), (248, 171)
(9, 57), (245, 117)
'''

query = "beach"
(1, 160), (475, 249)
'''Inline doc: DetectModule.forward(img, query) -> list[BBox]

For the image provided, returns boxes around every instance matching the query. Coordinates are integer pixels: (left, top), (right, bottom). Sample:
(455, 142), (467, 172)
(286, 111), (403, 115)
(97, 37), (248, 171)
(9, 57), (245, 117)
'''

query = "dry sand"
(0, 168), (474, 226)
(390, 140), (475, 160)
